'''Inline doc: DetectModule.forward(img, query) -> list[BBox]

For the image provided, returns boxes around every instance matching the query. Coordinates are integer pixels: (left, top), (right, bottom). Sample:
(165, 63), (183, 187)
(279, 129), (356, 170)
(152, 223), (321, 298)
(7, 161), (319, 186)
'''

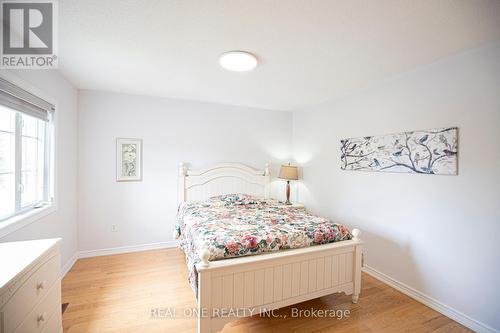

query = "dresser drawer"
(2, 253), (60, 333)
(14, 279), (61, 333)
(40, 304), (62, 333)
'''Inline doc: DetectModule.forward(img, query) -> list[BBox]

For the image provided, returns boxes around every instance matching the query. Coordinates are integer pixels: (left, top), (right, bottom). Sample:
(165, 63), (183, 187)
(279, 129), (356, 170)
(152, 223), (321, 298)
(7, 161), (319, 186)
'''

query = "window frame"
(0, 73), (57, 238)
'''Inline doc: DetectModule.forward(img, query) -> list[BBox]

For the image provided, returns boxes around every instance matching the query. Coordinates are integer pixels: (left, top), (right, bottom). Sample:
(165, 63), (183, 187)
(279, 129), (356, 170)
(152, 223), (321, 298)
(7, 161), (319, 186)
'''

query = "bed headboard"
(178, 162), (270, 203)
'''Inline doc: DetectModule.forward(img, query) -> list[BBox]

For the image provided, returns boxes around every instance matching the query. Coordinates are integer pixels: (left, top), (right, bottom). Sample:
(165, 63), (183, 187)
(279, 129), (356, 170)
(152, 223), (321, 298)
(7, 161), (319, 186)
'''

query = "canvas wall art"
(340, 127), (458, 175)
(116, 138), (142, 181)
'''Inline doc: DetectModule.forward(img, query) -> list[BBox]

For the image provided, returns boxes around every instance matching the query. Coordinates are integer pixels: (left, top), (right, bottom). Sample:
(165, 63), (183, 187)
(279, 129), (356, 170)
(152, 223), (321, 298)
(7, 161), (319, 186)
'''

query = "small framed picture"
(116, 138), (142, 181)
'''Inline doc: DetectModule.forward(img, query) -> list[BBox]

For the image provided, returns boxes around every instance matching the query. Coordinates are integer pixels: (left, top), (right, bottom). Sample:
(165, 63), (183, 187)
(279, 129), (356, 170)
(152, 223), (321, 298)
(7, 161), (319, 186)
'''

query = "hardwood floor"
(62, 248), (471, 333)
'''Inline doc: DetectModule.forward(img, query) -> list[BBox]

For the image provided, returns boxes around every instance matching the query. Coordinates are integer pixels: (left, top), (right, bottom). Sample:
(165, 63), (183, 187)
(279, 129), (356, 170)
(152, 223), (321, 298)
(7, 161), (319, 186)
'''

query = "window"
(0, 78), (54, 223)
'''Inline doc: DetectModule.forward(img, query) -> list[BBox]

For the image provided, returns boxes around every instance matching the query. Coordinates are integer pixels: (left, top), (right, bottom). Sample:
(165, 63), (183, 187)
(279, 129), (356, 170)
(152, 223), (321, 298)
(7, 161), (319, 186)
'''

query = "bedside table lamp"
(278, 163), (299, 205)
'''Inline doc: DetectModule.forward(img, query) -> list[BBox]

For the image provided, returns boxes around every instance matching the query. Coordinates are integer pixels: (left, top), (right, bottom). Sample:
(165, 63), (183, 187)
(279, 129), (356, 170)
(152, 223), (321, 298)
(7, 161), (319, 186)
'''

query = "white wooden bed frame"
(178, 162), (363, 333)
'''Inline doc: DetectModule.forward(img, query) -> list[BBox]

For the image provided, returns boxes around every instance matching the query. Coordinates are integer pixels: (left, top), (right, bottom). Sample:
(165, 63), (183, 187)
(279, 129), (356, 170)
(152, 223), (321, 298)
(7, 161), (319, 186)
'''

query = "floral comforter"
(175, 194), (352, 294)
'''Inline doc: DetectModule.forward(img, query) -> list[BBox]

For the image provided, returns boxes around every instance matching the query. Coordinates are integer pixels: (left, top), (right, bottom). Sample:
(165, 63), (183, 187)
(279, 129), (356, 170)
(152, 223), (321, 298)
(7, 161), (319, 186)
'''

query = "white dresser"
(0, 238), (62, 333)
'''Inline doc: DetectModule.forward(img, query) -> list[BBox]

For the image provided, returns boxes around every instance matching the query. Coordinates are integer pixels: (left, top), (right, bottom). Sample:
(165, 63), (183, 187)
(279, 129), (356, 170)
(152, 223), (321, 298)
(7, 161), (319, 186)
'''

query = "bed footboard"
(196, 232), (362, 333)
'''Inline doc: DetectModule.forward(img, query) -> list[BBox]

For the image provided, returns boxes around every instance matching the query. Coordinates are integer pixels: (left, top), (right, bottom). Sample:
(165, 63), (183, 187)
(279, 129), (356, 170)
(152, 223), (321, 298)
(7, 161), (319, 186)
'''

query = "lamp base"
(285, 180), (291, 205)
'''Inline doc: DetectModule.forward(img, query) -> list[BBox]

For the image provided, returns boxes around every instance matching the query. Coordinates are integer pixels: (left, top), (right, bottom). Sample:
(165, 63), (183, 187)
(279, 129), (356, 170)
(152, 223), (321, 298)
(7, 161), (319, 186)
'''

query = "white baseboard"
(61, 251), (78, 278)
(363, 265), (498, 333)
(78, 240), (179, 258)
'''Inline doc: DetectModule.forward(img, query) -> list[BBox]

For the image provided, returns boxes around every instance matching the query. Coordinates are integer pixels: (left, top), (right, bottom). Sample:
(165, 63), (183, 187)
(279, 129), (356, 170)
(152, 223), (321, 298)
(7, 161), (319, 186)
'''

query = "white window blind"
(0, 77), (54, 122)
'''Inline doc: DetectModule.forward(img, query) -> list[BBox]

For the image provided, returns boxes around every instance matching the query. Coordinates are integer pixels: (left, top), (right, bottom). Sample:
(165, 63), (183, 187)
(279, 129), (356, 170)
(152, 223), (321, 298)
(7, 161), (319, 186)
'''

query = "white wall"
(292, 41), (500, 332)
(0, 70), (79, 272)
(78, 90), (292, 252)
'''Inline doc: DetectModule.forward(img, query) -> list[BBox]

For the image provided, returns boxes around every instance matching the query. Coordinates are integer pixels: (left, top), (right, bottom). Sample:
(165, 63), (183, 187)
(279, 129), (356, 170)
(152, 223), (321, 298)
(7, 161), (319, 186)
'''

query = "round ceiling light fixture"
(219, 51), (258, 71)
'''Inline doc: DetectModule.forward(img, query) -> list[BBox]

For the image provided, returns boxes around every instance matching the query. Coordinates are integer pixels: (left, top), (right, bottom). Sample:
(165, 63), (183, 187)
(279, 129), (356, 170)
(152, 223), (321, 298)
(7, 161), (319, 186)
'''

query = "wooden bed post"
(197, 269), (211, 333)
(199, 249), (210, 268)
(352, 228), (362, 304)
(264, 163), (270, 199)
(178, 162), (186, 203)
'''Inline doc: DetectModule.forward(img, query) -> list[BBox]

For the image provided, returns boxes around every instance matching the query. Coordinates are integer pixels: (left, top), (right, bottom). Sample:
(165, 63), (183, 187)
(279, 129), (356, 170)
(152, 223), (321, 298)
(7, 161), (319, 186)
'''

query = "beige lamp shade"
(278, 164), (299, 180)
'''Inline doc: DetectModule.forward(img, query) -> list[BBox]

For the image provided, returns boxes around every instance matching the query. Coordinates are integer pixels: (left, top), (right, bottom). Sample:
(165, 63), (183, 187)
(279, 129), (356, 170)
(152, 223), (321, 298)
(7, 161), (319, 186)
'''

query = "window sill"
(0, 204), (57, 238)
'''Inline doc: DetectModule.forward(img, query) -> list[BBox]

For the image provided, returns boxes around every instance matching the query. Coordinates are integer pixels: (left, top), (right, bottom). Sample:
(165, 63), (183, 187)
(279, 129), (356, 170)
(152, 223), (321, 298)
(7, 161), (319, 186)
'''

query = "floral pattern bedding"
(175, 194), (352, 294)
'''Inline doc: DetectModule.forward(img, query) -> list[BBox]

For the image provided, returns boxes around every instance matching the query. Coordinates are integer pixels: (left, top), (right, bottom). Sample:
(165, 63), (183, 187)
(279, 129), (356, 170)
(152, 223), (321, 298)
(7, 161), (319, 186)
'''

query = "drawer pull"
(37, 280), (46, 290)
(37, 312), (47, 323)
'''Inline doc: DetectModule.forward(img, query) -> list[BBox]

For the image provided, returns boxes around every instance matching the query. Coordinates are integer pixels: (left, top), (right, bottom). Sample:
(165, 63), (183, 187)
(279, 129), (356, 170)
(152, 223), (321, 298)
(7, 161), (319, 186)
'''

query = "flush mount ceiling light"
(219, 51), (258, 71)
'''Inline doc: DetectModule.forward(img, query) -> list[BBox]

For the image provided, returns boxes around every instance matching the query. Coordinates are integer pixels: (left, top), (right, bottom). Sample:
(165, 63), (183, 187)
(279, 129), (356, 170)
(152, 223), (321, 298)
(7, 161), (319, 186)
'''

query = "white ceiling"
(59, 0), (500, 111)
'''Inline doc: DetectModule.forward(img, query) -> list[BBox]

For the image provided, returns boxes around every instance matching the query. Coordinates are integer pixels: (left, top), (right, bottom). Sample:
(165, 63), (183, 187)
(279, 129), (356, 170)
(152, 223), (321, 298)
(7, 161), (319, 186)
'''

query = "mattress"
(175, 194), (352, 294)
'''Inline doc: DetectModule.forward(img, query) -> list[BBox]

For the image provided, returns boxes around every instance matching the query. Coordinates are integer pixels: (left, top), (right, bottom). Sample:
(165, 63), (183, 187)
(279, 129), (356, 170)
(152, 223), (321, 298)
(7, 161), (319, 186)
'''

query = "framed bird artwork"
(340, 127), (458, 175)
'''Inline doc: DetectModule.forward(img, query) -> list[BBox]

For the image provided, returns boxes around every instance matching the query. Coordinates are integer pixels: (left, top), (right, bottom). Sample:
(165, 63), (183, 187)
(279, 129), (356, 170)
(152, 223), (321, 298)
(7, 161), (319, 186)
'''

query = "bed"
(177, 163), (363, 333)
